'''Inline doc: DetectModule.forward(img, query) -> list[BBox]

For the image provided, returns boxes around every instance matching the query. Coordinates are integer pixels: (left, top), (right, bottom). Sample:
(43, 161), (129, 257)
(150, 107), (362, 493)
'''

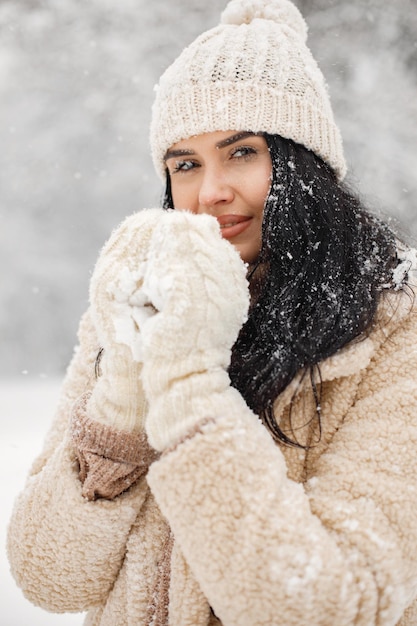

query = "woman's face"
(164, 130), (272, 264)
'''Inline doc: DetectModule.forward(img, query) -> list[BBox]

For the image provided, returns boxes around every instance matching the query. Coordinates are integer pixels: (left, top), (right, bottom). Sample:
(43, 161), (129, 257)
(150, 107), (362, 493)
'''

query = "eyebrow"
(163, 131), (257, 162)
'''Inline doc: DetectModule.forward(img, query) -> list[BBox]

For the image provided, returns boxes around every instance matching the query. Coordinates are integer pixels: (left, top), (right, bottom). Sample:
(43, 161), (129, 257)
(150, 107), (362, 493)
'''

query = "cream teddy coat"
(7, 285), (417, 625)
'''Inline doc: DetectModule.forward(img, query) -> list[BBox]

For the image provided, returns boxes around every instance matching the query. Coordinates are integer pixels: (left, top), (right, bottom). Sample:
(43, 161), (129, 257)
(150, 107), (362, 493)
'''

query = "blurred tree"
(299, 0), (417, 233)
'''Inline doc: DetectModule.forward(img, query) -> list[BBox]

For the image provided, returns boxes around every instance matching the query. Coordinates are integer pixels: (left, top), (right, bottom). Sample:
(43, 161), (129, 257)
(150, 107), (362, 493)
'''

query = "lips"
(216, 214), (252, 240)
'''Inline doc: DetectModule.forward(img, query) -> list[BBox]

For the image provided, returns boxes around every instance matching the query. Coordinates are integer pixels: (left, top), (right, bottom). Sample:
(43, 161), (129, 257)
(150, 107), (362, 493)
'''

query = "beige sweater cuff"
(71, 392), (158, 500)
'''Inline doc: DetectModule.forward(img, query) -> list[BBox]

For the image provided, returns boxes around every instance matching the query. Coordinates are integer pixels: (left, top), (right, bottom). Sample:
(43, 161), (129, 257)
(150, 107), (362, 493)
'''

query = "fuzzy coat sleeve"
(147, 299), (417, 626)
(7, 309), (150, 614)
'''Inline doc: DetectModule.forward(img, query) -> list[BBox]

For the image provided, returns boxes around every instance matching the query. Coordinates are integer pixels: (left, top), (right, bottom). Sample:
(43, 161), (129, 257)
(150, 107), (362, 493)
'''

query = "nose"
(198, 167), (234, 212)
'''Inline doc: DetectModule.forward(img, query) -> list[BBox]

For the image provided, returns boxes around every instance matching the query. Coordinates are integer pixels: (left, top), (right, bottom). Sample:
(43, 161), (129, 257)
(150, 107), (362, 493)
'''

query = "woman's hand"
(135, 210), (250, 451)
(73, 209), (165, 498)
(85, 208), (164, 434)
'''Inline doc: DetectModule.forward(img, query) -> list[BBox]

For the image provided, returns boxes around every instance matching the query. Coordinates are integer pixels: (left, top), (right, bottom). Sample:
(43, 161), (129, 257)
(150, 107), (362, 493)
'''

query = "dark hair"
(163, 133), (398, 446)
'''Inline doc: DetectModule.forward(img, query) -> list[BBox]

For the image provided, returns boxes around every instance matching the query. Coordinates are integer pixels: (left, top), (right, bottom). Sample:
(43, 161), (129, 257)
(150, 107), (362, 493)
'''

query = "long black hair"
(163, 133), (398, 446)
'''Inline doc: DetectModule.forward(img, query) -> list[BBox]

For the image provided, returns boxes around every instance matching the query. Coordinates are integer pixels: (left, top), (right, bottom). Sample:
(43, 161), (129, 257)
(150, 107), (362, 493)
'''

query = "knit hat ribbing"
(150, 0), (347, 181)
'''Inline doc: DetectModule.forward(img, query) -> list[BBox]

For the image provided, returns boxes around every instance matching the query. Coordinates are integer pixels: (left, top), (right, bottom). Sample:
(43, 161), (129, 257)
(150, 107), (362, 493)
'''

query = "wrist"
(71, 393), (158, 500)
(87, 349), (147, 433)
(145, 368), (248, 451)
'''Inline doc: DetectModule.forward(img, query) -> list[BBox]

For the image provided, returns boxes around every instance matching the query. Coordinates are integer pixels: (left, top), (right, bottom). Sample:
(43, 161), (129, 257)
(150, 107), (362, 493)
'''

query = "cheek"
(171, 183), (197, 212)
(252, 171), (271, 216)
(255, 159), (272, 198)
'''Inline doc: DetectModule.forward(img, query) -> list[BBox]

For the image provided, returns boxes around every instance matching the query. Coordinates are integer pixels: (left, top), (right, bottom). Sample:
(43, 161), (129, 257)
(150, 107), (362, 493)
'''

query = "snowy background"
(1, 0), (416, 623)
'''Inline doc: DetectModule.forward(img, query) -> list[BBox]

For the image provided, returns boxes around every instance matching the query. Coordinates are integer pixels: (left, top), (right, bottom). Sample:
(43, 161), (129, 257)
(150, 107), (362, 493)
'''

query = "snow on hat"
(150, 0), (347, 181)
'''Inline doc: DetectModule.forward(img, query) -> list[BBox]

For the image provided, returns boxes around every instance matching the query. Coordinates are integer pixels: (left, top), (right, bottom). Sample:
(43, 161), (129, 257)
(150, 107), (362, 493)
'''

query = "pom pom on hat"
(150, 0), (347, 181)
(221, 0), (308, 42)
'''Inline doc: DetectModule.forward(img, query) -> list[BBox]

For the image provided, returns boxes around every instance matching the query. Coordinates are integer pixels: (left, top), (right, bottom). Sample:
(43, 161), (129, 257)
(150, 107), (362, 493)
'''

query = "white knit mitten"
(87, 208), (164, 433)
(137, 211), (250, 451)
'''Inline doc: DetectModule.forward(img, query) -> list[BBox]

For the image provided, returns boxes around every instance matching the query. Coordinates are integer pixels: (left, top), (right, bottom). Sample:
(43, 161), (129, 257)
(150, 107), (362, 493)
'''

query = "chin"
(240, 250), (258, 264)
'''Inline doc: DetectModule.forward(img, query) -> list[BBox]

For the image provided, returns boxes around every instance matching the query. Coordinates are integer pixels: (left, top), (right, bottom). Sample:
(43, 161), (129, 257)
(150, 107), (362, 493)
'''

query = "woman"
(7, 1), (417, 625)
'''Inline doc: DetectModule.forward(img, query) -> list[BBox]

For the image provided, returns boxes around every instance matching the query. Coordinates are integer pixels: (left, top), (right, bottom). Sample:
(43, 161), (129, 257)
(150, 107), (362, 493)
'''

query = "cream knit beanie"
(150, 0), (347, 181)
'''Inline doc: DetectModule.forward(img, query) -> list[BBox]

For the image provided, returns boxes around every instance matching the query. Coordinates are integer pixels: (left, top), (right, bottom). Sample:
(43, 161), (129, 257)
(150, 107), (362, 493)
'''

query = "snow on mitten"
(137, 210), (251, 451)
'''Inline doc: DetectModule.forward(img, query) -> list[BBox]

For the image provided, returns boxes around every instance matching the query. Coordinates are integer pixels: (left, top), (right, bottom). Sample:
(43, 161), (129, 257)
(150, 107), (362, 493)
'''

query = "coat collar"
(273, 335), (375, 416)
(273, 286), (413, 415)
